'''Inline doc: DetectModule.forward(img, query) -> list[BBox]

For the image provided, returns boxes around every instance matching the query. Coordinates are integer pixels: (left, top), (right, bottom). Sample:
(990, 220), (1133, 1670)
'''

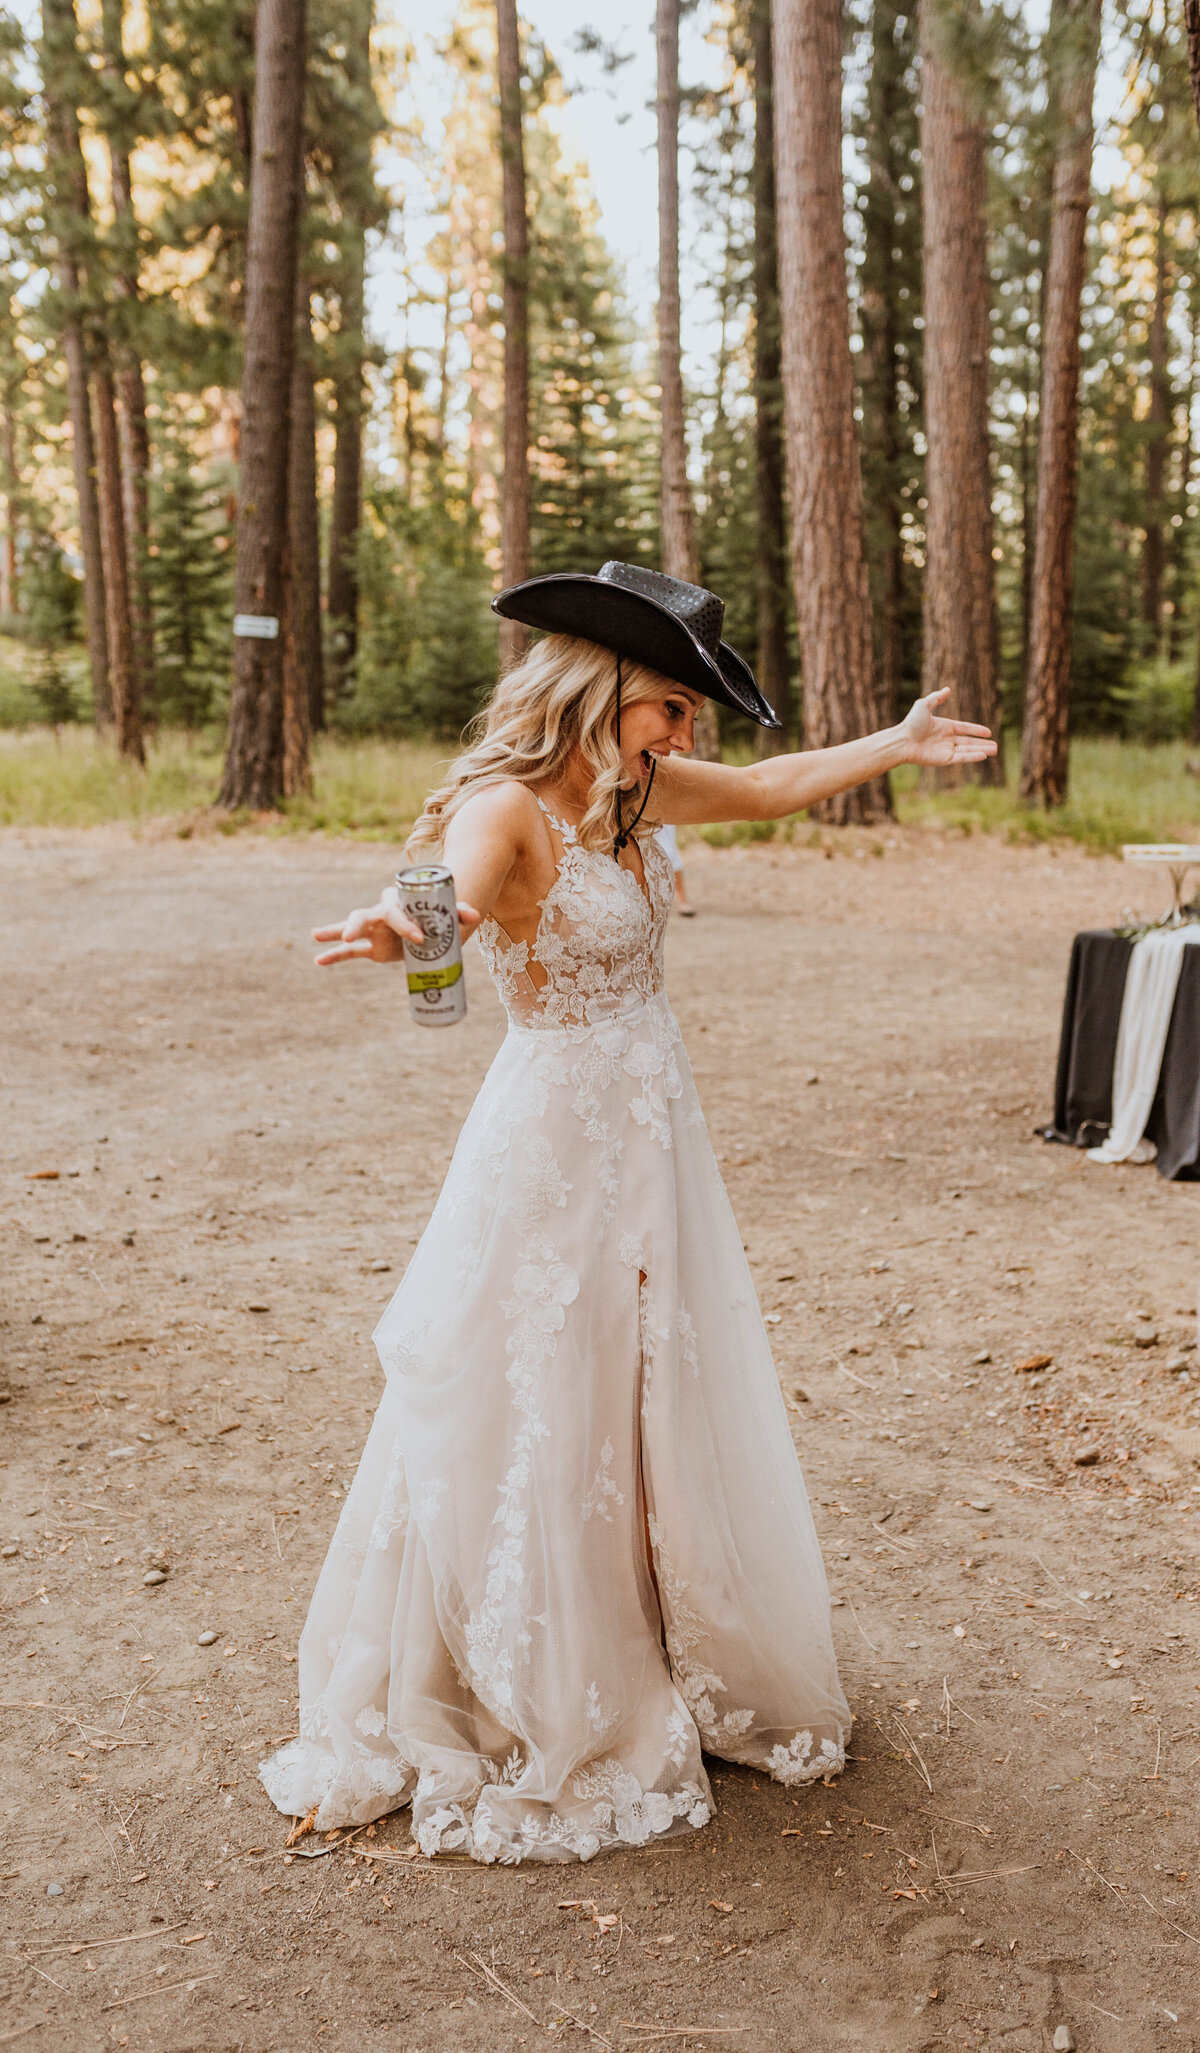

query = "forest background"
(2, 0), (1200, 842)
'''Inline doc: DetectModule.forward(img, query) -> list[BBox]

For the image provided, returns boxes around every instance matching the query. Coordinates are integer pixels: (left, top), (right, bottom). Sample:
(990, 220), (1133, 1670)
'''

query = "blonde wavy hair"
(407, 633), (672, 858)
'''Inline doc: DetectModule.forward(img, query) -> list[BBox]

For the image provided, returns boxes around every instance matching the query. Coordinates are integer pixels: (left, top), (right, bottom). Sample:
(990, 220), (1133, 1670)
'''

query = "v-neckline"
(534, 793), (654, 915)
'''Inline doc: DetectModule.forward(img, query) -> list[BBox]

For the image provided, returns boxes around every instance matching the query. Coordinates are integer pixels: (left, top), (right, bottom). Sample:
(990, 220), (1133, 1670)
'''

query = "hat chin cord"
(612, 654), (657, 857)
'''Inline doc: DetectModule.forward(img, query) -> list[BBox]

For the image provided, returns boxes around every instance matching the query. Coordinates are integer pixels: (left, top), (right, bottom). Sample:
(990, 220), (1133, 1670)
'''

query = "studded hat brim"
(491, 573), (782, 729)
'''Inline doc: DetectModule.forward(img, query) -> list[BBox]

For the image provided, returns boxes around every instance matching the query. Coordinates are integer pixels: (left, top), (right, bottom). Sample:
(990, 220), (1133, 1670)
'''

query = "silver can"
(395, 864), (467, 1027)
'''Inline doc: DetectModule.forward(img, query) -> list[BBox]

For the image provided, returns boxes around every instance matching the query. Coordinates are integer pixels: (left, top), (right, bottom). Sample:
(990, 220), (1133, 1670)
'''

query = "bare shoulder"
(445, 776), (545, 874)
(447, 779), (542, 852)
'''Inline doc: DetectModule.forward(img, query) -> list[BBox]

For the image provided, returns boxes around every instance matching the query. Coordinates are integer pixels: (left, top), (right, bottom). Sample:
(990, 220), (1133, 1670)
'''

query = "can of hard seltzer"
(395, 865), (467, 1027)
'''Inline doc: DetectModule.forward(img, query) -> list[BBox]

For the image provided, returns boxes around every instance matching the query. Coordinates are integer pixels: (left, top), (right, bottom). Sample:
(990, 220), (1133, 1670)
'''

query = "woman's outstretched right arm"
(311, 782), (531, 968)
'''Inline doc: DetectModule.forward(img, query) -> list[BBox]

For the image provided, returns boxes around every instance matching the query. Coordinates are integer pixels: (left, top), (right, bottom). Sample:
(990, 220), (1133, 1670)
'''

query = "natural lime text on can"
(396, 865), (466, 1027)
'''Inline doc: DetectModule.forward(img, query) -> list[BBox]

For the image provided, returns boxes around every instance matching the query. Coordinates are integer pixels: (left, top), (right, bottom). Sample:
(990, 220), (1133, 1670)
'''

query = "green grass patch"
(0, 726), (225, 826)
(0, 725), (451, 837)
(892, 735), (1200, 853)
(279, 737), (450, 838)
(697, 815), (787, 847)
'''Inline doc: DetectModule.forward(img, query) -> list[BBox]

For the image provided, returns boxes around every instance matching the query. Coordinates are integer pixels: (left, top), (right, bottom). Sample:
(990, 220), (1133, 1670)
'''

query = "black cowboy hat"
(491, 560), (782, 729)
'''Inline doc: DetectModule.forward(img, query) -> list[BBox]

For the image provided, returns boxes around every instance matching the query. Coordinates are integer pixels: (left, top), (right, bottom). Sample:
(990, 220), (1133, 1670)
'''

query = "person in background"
(655, 821), (694, 916)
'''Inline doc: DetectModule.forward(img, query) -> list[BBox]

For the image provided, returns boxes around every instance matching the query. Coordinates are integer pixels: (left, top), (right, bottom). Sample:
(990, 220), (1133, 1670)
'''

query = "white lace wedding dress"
(260, 800), (849, 1863)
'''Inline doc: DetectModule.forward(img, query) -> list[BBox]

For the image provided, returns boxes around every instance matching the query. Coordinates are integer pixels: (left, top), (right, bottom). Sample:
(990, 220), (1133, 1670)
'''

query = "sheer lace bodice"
(475, 800), (673, 1030)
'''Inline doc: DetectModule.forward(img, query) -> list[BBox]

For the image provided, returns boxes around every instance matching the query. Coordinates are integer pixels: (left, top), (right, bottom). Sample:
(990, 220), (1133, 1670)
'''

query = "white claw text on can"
(395, 865), (467, 1028)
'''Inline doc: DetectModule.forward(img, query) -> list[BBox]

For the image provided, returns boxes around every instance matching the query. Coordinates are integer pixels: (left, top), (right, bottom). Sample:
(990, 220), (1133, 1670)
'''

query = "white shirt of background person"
(655, 823), (694, 917)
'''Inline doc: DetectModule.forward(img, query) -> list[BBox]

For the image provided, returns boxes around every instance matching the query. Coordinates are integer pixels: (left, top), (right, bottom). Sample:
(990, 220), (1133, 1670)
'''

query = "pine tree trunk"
(1019, 0), (1100, 808)
(1173, 298), (1197, 666)
(327, 253), (364, 704)
(751, 0), (790, 750)
(1019, 360), (1035, 685)
(91, 354), (143, 761)
(41, 0), (110, 727)
(859, 0), (913, 732)
(1188, 0), (1200, 129)
(656, 0), (696, 587)
(858, 272), (903, 729)
(772, 0), (892, 822)
(919, 0), (1003, 786)
(57, 0), (142, 759)
(2, 393), (18, 619)
(656, 0), (719, 758)
(219, 0), (306, 811)
(1021, 198), (1049, 689)
(325, 0), (370, 703)
(100, 0), (154, 708)
(496, 0), (530, 671)
(114, 361), (153, 693)
(1141, 196), (1171, 655)
(64, 322), (110, 725)
(283, 262), (320, 794)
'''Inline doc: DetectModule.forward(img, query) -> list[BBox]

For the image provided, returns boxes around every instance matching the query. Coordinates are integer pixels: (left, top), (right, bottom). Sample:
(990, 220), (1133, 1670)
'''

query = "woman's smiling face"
(617, 684), (705, 778)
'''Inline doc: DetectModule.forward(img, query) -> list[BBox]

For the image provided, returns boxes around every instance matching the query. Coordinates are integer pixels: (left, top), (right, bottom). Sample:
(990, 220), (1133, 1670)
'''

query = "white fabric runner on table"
(1087, 925), (1200, 1165)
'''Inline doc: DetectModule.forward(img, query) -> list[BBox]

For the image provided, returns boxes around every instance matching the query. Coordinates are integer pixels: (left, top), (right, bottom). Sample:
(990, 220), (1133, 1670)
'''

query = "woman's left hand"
(900, 689), (998, 768)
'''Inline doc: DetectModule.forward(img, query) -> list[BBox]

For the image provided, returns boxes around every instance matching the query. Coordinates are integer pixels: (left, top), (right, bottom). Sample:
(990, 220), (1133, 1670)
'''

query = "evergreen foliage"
(22, 528), (81, 724)
(342, 487), (497, 739)
(146, 435), (234, 729)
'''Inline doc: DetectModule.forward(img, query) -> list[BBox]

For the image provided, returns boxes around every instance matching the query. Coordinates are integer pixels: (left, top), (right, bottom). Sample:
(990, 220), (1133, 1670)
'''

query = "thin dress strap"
(534, 794), (577, 842)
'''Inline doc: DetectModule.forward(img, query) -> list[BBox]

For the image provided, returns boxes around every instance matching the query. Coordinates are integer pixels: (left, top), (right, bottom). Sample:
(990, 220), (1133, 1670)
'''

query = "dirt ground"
(3, 821), (1200, 2053)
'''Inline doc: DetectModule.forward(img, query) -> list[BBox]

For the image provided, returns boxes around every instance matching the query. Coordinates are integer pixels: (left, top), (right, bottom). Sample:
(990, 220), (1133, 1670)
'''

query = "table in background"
(1046, 928), (1200, 1180)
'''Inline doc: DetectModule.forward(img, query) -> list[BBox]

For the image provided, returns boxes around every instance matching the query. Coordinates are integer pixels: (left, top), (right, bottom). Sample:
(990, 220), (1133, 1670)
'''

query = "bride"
(260, 561), (995, 1865)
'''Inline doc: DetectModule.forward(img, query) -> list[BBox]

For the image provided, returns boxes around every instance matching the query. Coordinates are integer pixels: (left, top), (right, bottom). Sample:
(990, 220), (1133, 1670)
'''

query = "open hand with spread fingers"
(900, 688), (998, 769)
(313, 885), (481, 968)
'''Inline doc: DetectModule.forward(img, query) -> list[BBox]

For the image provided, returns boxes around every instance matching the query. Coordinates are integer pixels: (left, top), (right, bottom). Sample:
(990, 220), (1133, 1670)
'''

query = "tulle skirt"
(260, 991), (849, 1863)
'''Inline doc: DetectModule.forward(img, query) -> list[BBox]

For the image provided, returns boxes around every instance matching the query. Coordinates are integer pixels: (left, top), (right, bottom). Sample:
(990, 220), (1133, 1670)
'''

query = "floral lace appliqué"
(475, 808), (673, 1037)
(581, 1438), (624, 1523)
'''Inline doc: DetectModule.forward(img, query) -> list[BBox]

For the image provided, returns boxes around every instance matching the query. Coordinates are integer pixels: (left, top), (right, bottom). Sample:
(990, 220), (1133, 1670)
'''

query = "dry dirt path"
(2, 825), (1199, 2053)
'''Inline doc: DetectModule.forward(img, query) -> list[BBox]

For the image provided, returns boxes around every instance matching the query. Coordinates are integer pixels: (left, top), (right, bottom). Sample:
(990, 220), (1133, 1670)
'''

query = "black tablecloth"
(1047, 928), (1200, 1180)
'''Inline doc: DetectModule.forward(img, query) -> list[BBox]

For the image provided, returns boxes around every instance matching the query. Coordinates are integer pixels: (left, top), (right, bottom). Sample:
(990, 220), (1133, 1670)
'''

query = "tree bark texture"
(1019, 0), (1100, 808)
(114, 360), (153, 691)
(326, 231), (364, 700)
(1019, 368), (1035, 684)
(1141, 195), (1171, 652)
(656, 0), (697, 586)
(41, 0), (110, 727)
(220, 0), (306, 811)
(859, 0), (917, 731)
(751, 0), (790, 750)
(656, 0), (719, 758)
(91, 354), (143, 761)
(283, 264), (320, 795)
(101, 0), (154, 706)
(859, 287), (903, 730)
(65, 326), (110, 724)
(496, 0), (530, 671)
(919, 0), (1003, 786)
(325, 0), (371, 703)
(1170, 297), (1195, 666)
(772, 0), (892, 821)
